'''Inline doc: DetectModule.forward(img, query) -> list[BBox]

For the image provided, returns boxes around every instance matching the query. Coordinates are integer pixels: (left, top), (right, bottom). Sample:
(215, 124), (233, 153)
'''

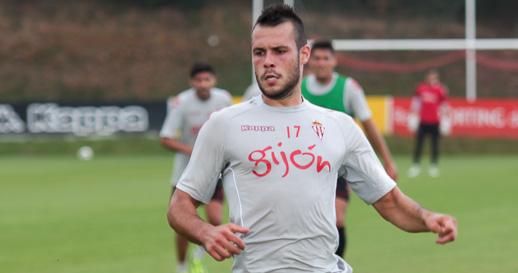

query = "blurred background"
(1, 0), (517, 273)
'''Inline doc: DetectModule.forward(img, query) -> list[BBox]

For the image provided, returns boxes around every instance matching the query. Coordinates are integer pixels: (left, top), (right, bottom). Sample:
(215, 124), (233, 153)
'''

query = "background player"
(407, 70), (449, 178)
(160, 62), (232, 273)
(303, 39), (398, 257)
(168, 5), (457, 273)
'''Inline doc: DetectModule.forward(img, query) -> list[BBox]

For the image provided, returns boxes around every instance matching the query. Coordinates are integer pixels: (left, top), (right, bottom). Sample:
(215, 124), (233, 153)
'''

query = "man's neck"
(262, 89), (303, 107)
(195, 91), (210, 101)
(315, 73), (334, 85)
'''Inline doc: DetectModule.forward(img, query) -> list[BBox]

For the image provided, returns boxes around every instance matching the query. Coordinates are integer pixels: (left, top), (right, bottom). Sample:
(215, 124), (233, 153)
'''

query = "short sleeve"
(345, 78), (372, 122)
(340, 117), (396, 204)
(176, 111), (227, 204)
(159, 97), (183, 139)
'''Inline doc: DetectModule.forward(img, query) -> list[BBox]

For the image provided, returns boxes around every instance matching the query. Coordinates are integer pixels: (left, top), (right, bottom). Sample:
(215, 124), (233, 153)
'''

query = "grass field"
(1, 154), (517, 273)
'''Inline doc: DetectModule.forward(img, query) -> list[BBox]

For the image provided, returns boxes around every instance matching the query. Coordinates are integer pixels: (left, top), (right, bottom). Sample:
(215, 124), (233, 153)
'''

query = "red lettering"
(286, 125), (301, 138)
(316, 156), (331, 173)
(248, 143), (330, 177)
(290, 149), (315, 170)
(294, 125), (301, 137)
(280, 150), (290, 177)
(271, 151), (279, 165)
(248, 146), (272, 177)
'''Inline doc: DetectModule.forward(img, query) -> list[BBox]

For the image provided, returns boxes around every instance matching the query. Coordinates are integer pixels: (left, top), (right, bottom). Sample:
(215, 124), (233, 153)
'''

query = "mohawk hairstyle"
(254, 4), (307, 49)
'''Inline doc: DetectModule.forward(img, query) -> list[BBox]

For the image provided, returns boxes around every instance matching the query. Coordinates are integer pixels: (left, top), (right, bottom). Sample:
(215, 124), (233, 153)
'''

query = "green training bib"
(302, 75), (352, 115)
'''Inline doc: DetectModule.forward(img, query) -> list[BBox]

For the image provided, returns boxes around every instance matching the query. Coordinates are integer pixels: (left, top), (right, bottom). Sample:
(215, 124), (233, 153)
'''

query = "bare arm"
(160, 137), (193, 155)
(168, 189), (250, 261)
(373, 187), (457, 244)
(361, 119), (398, 180)
(168, 189), (209, 244)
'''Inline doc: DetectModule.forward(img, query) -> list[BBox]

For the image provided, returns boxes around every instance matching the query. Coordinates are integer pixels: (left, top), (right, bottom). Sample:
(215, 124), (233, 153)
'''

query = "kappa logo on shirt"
(241, 125), (276, 132)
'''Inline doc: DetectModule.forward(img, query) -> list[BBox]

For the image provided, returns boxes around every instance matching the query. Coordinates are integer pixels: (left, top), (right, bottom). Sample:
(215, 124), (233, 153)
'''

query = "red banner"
(391, 98), (518, 138)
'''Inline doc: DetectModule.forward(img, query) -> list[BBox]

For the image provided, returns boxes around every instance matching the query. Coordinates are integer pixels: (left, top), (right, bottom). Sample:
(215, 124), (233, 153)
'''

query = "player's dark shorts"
(172, 179), (224, 202)
(211, 178), (224, 202)
(336, 176), (350, 201)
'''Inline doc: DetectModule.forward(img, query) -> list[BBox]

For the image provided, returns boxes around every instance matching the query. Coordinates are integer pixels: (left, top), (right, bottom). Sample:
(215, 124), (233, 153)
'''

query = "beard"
(256, 59), (300, 100)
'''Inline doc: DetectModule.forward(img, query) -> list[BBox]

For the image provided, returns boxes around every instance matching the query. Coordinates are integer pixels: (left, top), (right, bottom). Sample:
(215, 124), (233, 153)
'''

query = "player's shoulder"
(306, 100), (356, 126)
(207, 96), (260, 124)
(168, 88), (194, 108)
(221, 96), (259, 116)
(177, 88), (195, 98)
(416, 82), (428, 90)
(344, 76), (364, 93)
(212, 87), (232, 97)
(211, 88), (233, 102)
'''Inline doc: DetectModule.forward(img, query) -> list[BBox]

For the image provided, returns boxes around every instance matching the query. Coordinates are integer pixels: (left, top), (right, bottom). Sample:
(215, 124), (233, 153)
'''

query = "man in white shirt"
(168, 5), (457, 273)
(160, 62), (232, 273)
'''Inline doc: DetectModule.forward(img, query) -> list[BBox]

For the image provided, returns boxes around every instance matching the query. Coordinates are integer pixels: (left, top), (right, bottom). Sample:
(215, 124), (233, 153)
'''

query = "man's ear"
(300, 44), (311, 65)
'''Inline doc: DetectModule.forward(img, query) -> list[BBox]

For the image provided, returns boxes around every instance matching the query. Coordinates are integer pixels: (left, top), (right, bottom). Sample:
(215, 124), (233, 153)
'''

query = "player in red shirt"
(408, 70), (449, 177)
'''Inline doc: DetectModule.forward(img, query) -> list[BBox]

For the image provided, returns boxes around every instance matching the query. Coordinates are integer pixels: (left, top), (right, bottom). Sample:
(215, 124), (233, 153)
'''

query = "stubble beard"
(256, 59), (300, 101)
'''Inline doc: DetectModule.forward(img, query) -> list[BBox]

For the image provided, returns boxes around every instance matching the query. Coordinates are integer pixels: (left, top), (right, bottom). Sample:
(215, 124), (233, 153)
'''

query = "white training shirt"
(304, 73), (372, 122)
(177, 96), (396, 273)
(160, 88), (232, 185)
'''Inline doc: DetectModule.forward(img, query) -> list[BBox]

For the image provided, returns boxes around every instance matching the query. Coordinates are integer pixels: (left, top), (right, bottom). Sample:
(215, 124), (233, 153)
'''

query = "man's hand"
(422, 212), (458, 244)
(201, 223), (250, 261)
(384, 161), (398, 181)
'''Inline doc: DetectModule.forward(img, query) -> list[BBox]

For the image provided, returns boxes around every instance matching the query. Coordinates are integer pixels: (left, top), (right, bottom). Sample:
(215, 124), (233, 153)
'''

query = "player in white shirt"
(168, 5), (457, 273)
(160, 62), (232, 273)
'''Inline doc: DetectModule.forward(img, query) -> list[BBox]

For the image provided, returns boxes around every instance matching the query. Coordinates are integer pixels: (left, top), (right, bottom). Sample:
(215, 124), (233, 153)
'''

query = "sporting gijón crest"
(312, 121), (325, 140)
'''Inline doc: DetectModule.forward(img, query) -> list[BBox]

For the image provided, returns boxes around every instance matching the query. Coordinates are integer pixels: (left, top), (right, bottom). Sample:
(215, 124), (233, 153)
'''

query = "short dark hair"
(311, 39), (335, 54)
(254, 4), (307, 49)
(190, 62), (215, 78)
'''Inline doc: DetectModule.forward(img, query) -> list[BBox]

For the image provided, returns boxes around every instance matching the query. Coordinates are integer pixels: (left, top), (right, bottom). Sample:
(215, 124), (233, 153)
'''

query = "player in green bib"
(303, 74), (350, 113)
(303, 39), (398, 258)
